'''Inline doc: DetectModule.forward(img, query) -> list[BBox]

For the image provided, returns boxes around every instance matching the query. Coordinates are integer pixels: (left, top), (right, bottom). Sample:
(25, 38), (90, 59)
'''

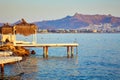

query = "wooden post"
(71, 47), (74, 58)
(33, 29), (37, 44)
(43, 47), (46, 58)
(1, 30), (3, 46)
(67, 46), (70, 58)
(46, 46), (48, 58)
(43, 46), (48, 58)
(13, 26), (16, 45)
(1, 64), (4, 73)
(1, 64), (4, 79)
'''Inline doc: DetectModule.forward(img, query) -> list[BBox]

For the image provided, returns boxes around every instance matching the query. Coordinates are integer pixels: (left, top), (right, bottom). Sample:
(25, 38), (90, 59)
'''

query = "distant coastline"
(38, 29), (120, 33)
(1, 13), (120, 34)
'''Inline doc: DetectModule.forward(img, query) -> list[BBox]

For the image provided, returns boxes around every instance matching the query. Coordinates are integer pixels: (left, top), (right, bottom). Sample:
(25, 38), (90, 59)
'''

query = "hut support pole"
(35, 30), (37, 43)
(33, 29), (37, 44)
(33, 33), (35, 44)
(13, 26), (16, 45)
(1, 33), (3, 46)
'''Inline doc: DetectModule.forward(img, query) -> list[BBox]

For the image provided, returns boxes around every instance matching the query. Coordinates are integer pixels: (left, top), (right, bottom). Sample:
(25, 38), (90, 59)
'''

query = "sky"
(0, 0), (120, 23)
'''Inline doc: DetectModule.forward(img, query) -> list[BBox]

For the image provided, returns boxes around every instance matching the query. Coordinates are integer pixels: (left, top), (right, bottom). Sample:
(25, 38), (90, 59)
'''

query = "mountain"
(0, 23), (3, 26)
(73, 13), (120, 27)
(34, 13), (120, 29)
(12, 20), (21, 25)
(35, 15), (88, 29)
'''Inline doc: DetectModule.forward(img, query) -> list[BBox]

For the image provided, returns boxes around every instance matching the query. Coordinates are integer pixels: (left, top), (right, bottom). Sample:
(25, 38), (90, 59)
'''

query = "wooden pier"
(0, 51), (13, 57)
(0, 57), (22, 76)
(14, 43), (79, 58)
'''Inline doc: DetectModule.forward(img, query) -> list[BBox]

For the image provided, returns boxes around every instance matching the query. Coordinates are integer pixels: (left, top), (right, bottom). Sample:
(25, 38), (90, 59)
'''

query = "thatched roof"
(0, 19), (38, 36)
(14, 19), (37, 36)
(0, 23), (13, 34)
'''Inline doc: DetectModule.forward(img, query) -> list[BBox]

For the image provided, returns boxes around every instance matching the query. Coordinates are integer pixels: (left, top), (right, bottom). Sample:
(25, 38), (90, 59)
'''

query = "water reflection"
(2, 55), (79, 80)
(20, 57), (38, 80)
(0, 56), (38, 80)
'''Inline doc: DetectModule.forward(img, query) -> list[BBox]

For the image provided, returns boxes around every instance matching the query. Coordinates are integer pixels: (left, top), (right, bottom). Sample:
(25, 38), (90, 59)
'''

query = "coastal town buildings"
(38, 23), (120, 33)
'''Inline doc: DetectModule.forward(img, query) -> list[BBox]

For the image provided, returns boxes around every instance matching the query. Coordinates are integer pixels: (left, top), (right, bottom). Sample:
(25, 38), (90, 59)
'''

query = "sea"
(2, 33), (120, 80)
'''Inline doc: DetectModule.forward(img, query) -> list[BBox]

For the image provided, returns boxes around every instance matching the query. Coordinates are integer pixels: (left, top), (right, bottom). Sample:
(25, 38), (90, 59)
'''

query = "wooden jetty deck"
(0, 57), (22, 74)
(0, 51), (13, 57)
(14, 43), (79, 58)
(0, 57), (22, 64)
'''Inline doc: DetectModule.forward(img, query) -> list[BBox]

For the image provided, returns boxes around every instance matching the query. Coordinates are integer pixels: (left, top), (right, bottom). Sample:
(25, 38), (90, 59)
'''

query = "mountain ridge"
(1, 13), (120, 30)
(34, 13), (120, 29)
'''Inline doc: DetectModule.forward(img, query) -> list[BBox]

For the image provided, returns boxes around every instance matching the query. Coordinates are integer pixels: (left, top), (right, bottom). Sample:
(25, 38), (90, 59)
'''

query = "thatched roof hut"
(0, 23), (13, 34)
(14, 19), (37, 36)
(0, 19), (38, 36)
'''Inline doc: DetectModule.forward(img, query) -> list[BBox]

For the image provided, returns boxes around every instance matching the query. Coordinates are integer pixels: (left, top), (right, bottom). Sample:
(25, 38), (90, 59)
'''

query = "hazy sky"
(0, 0), (120, 23)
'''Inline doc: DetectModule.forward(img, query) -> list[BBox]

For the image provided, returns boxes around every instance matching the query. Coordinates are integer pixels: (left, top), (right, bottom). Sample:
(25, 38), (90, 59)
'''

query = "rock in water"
(31, 50), (36, 55)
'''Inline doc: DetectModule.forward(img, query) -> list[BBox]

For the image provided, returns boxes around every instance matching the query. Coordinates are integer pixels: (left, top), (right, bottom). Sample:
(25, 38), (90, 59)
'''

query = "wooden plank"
(0, 57), (22, 64)
(14, 43), (79, 47)
(0, 51), (12, 57)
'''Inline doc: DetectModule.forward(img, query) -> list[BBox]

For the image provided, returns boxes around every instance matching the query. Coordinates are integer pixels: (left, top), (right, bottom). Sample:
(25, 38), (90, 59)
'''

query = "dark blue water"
(3, 33), (120, 80)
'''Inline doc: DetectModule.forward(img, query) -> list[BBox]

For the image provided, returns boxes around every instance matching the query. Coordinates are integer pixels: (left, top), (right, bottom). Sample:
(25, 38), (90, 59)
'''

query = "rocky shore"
(0, 43), (30, 56)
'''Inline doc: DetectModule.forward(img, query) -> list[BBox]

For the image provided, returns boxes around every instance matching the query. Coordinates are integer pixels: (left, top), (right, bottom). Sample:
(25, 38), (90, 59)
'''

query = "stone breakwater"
(0, 43), (30, 56)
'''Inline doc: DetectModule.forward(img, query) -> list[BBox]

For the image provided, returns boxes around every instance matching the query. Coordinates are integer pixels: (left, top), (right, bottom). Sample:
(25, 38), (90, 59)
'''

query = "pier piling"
(43, 46), (48, 58)
(0, 64), (4, 80)
(67, 46), (70, 58)
(67, 46), (74, 58)
(71, 47), (74, 58)
(0, 64), (4, 74)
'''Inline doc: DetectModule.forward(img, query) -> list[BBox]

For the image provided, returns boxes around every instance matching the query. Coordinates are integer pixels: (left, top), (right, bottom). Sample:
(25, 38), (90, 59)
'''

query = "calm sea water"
(2, 33), (120, 80)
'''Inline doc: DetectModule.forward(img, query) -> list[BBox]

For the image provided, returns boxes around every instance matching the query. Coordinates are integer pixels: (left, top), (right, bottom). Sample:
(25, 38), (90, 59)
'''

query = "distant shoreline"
(37, 30), (120, 34)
